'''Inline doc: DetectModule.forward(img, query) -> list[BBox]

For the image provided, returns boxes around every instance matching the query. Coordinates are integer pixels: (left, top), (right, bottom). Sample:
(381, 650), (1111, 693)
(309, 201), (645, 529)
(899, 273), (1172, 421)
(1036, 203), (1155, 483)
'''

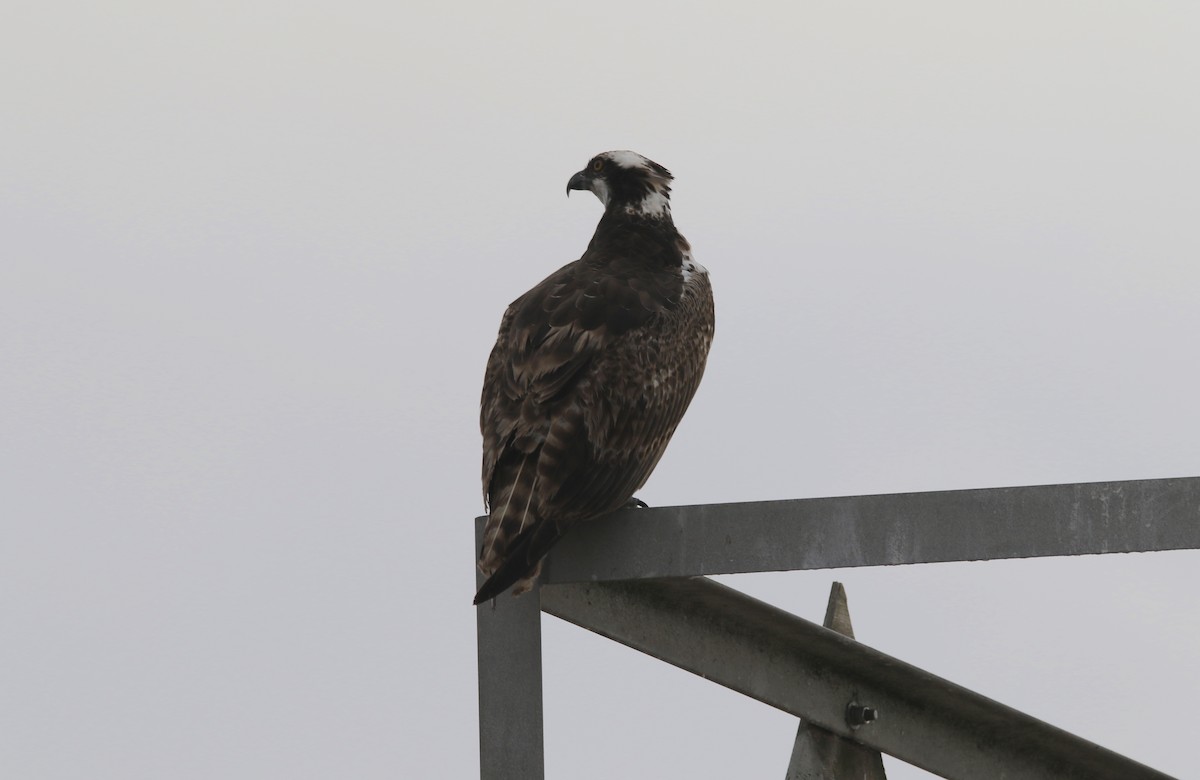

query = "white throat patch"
(588, 177), (611, 207)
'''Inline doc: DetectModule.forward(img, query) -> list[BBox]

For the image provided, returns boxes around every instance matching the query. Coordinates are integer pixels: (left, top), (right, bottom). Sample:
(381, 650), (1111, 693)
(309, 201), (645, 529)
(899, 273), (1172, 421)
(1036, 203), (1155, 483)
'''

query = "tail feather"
(473, 521), (563, 605)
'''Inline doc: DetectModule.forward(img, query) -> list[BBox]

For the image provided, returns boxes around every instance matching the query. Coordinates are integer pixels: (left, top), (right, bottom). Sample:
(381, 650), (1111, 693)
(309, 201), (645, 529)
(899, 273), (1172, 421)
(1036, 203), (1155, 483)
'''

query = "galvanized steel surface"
(538, 476), (1200, 583)
(541, 577), (1177, 780)
(475, 528), (545, 779)
(475, 476), (1198, 779)
(786, 583), (887, 779)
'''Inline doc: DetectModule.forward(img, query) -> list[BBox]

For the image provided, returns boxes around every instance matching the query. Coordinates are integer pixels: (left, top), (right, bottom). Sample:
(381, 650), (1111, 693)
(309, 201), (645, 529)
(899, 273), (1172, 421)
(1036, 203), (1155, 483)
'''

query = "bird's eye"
(591, 160), (604, 172)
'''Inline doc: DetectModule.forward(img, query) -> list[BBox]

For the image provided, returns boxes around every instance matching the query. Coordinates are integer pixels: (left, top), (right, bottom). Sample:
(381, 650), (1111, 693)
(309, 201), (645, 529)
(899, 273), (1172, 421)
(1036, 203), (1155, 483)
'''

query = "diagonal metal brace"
(540, 577), (1176, 780)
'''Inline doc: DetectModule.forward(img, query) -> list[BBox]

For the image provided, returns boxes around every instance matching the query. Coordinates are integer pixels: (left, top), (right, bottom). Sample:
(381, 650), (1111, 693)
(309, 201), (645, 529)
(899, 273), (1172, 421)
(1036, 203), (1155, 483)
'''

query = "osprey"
(475, 150), (714, 604)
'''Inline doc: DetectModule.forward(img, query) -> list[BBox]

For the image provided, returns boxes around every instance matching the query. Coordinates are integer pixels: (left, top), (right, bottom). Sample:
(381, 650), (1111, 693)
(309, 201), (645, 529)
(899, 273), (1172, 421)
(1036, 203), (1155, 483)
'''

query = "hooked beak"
(566, 170), (591, 197)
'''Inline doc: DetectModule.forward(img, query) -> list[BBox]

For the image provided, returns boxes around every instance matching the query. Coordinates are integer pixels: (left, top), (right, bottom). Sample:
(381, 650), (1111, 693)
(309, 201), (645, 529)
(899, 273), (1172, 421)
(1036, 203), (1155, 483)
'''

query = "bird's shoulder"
(482, 222), (693, 420)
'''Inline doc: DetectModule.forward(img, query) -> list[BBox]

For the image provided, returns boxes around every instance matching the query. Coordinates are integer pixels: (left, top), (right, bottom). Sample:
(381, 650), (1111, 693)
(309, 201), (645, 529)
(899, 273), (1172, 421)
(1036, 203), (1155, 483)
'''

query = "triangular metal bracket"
(476, 476), (1199, 779)
(785, 582), (887, 779)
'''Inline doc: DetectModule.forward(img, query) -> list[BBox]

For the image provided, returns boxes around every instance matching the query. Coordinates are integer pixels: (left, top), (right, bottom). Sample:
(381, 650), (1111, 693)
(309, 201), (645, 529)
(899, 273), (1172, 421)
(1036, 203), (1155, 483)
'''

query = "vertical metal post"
(476, 523), (545, 780)
(786, 582), (887, 779)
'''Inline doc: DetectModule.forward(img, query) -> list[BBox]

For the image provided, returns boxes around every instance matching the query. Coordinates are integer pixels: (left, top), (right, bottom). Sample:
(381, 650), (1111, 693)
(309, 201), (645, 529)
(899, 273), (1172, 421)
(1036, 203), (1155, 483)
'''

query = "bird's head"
(567, 151), (673, 219)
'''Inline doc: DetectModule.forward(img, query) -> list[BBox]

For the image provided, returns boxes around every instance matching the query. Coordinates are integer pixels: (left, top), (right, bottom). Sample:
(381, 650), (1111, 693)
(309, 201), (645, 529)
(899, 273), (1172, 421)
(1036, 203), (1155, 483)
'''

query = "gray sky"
(3, 2), (1198, 778)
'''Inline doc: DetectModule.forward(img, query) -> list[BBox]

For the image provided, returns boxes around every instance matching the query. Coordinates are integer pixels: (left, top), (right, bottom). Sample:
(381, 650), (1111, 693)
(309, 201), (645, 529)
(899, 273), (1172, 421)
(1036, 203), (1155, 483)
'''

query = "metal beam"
(475, 476), (1198, 777)
(476, 532), (544, 779)
(541, 577), (1176, 780)
(537, 476), (1200, 583)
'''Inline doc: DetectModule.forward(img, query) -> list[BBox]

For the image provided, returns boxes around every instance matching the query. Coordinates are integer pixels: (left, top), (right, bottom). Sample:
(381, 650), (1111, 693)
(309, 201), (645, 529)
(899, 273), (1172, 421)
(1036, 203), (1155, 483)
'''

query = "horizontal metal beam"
(541, 577), (1176, 780)
(534, 476), (1200, 583)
